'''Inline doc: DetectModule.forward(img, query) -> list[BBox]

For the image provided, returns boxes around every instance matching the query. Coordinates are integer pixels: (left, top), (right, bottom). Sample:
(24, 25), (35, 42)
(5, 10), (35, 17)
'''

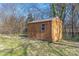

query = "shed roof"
(28, 18), (52, 23)
(28, 17), (60, 23)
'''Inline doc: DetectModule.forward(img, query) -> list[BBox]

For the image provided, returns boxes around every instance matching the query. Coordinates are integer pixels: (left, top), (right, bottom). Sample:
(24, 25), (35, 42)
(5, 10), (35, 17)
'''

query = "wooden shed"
(27, 17), (62, 42)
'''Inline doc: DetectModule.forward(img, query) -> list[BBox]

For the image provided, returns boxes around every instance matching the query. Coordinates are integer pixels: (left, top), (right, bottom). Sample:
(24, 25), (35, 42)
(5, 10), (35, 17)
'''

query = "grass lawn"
(0, 34), (79, 56)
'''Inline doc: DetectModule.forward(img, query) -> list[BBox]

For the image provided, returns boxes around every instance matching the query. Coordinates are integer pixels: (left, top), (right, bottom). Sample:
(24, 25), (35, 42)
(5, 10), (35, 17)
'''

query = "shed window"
(41, 24), (46, 32)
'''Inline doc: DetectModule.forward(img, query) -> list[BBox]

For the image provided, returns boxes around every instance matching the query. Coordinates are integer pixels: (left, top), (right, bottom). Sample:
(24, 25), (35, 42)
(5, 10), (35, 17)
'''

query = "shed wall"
(51, 18), (62, 42)
(28, 21), (52, 41)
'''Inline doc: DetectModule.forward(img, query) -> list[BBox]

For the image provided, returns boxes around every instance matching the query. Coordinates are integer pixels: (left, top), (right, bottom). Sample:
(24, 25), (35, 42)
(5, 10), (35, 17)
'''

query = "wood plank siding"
(28, 20), (52, 41)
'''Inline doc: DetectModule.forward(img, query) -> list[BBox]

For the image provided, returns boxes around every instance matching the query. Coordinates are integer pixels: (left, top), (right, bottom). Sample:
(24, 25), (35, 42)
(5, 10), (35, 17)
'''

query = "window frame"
(40, 23), (46, 32)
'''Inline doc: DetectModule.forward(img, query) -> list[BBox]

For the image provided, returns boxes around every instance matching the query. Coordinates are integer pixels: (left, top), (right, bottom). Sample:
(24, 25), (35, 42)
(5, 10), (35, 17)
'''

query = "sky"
(0, 3), (76, 21)
(0, 3), (50, 19)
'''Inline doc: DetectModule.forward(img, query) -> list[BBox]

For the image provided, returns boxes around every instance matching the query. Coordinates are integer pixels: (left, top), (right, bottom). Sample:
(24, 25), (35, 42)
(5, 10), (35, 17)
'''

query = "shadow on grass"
(53, 41), (79, 48)
(0, 43), (30, 56)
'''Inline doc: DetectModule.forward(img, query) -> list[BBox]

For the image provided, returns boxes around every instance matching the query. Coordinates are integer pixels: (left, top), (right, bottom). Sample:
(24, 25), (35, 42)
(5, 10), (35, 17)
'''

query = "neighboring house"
(27, 17), (62, 42)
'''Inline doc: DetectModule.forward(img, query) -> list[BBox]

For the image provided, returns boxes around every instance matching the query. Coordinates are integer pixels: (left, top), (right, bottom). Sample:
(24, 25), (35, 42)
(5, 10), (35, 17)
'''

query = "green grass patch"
(0, 34), (79, 56)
